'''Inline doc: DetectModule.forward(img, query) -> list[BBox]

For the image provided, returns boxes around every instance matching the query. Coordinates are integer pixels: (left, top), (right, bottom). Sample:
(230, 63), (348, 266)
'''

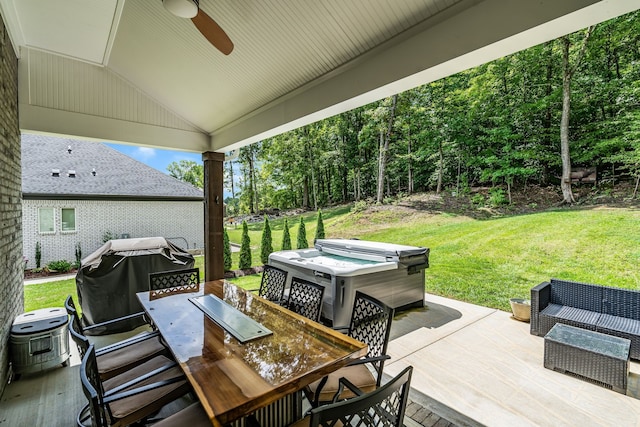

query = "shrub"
(46, 259), (72, 273)
(352, 200), (368, 213)
(296, 217), (308, 249)
(314, 210), (325, 241)
(489, 188), (508, 207)
(238, 221), (252, 269)
(35, 241), (42, 268)
(223, 228), (232, 271)
(102, 230), (118, 243)
(75, 242), (82, 267)
(471, 194), (485, 206)
(260, 216), (273, 264)
(281, 218), (292, 250)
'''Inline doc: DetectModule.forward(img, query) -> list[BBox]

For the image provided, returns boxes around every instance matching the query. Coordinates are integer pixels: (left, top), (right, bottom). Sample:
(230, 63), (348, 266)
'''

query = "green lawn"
(24, 204), (640, 313)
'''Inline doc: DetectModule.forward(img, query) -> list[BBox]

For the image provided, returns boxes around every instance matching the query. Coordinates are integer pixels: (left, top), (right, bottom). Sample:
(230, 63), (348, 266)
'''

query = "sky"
(105, 143), (202, 174)
(105, 143), (238, 198)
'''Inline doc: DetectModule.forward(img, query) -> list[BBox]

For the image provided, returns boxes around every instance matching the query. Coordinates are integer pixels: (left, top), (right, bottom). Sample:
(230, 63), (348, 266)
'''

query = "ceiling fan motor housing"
(163, 0), (199, 19)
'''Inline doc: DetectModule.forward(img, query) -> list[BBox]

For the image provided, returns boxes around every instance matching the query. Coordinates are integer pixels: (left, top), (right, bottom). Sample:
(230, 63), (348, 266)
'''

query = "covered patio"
(2, 0), (640, 424)
(2, 292), (639, 426)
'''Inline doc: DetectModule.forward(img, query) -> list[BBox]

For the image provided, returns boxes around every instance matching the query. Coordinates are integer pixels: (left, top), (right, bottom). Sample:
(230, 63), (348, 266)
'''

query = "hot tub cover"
(76, 236), (194, 335)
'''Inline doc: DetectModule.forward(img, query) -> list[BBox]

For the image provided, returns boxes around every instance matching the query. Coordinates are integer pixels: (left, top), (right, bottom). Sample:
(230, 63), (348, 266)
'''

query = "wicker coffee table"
(544, 323), (630, 394)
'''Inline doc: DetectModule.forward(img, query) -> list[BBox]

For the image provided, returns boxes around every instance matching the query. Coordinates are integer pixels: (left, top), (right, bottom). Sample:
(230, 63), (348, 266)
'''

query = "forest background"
(167, 11), (640, 215)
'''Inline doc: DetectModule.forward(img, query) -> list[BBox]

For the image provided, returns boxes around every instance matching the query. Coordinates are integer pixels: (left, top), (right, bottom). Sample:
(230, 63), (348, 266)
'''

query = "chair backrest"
(258, 265), (288, 303)
(149, 268), (200, 299)
(286, 276), (325, 322)
(65, 295), (78, 317)
(348, 291), (395, 385)
(80, 344), (109, 427)
(69, 314), (90, 358)
(309, 366), (413, 427)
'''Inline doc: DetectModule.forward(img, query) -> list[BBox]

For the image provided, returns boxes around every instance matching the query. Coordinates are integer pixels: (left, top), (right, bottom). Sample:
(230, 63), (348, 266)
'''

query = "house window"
(38, 208), (55, 233)
(61, 208), (76, 232)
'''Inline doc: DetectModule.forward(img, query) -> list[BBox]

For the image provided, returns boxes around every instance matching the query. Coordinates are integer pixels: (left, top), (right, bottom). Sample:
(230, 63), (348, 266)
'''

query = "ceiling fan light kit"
(163, 0), (199, 19)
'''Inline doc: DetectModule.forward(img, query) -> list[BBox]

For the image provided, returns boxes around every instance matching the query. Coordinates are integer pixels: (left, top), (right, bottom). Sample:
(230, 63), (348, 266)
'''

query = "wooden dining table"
(136, 280), (367, 427)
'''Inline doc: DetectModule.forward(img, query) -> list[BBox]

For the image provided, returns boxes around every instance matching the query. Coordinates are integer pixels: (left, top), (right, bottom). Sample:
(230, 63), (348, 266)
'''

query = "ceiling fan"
(162, 0), (234, 55)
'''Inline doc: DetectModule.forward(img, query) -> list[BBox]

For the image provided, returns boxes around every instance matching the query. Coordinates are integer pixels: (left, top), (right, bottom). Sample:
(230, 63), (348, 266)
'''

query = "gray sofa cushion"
(597, 313), (640, 336)
(540, 303), (601, 326)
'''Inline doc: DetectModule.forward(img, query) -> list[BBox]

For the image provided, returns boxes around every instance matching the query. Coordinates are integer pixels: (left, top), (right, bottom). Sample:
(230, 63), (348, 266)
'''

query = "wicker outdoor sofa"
(531, 278), (640, 360)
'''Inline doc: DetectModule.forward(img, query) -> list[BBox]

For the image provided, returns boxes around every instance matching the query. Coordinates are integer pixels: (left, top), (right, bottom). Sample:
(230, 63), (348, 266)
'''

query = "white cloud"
(135, 147), (156, 160)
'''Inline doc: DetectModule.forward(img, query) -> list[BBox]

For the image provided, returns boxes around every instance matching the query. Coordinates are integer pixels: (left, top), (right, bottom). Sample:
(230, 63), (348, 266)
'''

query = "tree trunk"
(229, 161), (235, 199)
(302, 177), (309, 209)
(248, 153), (256, 213)
(436, 140), (444, 194)
(307, 139), (318, 211)
(560, 36), (575, 204)
(560, 27), (594, 204)
(408, 127), (413, 194)
(377, 95), (397, 204)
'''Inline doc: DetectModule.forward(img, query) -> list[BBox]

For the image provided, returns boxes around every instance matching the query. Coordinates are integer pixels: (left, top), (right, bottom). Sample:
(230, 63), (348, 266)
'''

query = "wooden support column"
(203, 151), (225, 281)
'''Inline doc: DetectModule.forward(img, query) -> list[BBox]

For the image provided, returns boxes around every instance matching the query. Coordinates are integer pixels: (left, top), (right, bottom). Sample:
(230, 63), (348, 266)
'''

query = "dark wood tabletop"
(137, 280), (367, 426)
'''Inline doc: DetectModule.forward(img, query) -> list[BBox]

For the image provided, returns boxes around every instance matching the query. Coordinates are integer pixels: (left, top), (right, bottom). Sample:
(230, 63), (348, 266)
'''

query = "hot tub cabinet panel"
(269, 239), (429, 326)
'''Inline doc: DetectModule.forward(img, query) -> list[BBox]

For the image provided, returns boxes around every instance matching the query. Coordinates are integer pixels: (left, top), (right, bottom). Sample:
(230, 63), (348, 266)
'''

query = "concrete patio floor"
(386, 294), (640, 427)
(3, 293), (640, 426)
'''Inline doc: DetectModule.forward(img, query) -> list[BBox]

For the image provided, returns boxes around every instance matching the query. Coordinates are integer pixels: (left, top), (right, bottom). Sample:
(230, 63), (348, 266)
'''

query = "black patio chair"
(304, 290), (395, 407)
(78, 344), (191, 427)
(68, 314), (168, 381)
(65, 294), (158, 339)
(149, 267), (200, 299)
(294, 366), (413, 427)
(257, 265), (288, 303)
(286, 276), (325, 322)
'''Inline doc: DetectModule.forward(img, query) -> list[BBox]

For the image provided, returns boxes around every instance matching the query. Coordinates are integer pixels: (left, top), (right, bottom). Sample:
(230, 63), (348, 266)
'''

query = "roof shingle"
(21, 134), (204, 200)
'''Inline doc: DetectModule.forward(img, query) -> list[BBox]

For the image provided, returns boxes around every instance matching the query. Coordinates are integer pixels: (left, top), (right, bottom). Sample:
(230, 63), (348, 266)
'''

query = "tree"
(314, 210), (325, 241)
(260, 216), (273, 264)
(238, 221), (252, 269)
(223, 228), (232, 271)
(296, 217), (308, 249)
(281, 218), (292, 250)
(376, 95), (398, 203)
(559, 27), (594, 204)
(167, 160), (203, 189)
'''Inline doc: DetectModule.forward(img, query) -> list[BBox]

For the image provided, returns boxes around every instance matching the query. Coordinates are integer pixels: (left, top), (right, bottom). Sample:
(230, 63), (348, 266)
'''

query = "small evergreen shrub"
(297, 217), (308, 249)
(281, 218), (292, 250)
(314, 210), (325, 241)
(223, 228), (232, 271)
(260, 216), (273, 264)
(75, 242), (82, 268)
(238, 221), (252, 269)
(35, 241), (42, 268)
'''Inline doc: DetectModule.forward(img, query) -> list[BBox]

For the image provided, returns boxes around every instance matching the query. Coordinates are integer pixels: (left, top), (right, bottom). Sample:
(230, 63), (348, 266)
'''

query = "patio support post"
(203, 151), (225, 281)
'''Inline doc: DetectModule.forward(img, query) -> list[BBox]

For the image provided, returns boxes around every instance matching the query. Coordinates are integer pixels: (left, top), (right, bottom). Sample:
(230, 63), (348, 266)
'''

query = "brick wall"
(22, 199), (204, 268)
(0, 13), (22, 395)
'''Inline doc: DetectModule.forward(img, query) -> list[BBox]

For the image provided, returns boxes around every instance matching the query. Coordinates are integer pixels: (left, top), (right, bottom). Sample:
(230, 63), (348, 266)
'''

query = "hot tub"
(269, 239), (429, 326)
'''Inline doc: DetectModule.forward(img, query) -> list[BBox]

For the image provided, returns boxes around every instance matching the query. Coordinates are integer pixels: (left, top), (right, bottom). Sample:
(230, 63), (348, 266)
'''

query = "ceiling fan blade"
(191, 8), (234, 55)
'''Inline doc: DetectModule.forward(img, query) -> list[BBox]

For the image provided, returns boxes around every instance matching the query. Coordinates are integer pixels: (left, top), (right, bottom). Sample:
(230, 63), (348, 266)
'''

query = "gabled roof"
(21, 133), (203, 201)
